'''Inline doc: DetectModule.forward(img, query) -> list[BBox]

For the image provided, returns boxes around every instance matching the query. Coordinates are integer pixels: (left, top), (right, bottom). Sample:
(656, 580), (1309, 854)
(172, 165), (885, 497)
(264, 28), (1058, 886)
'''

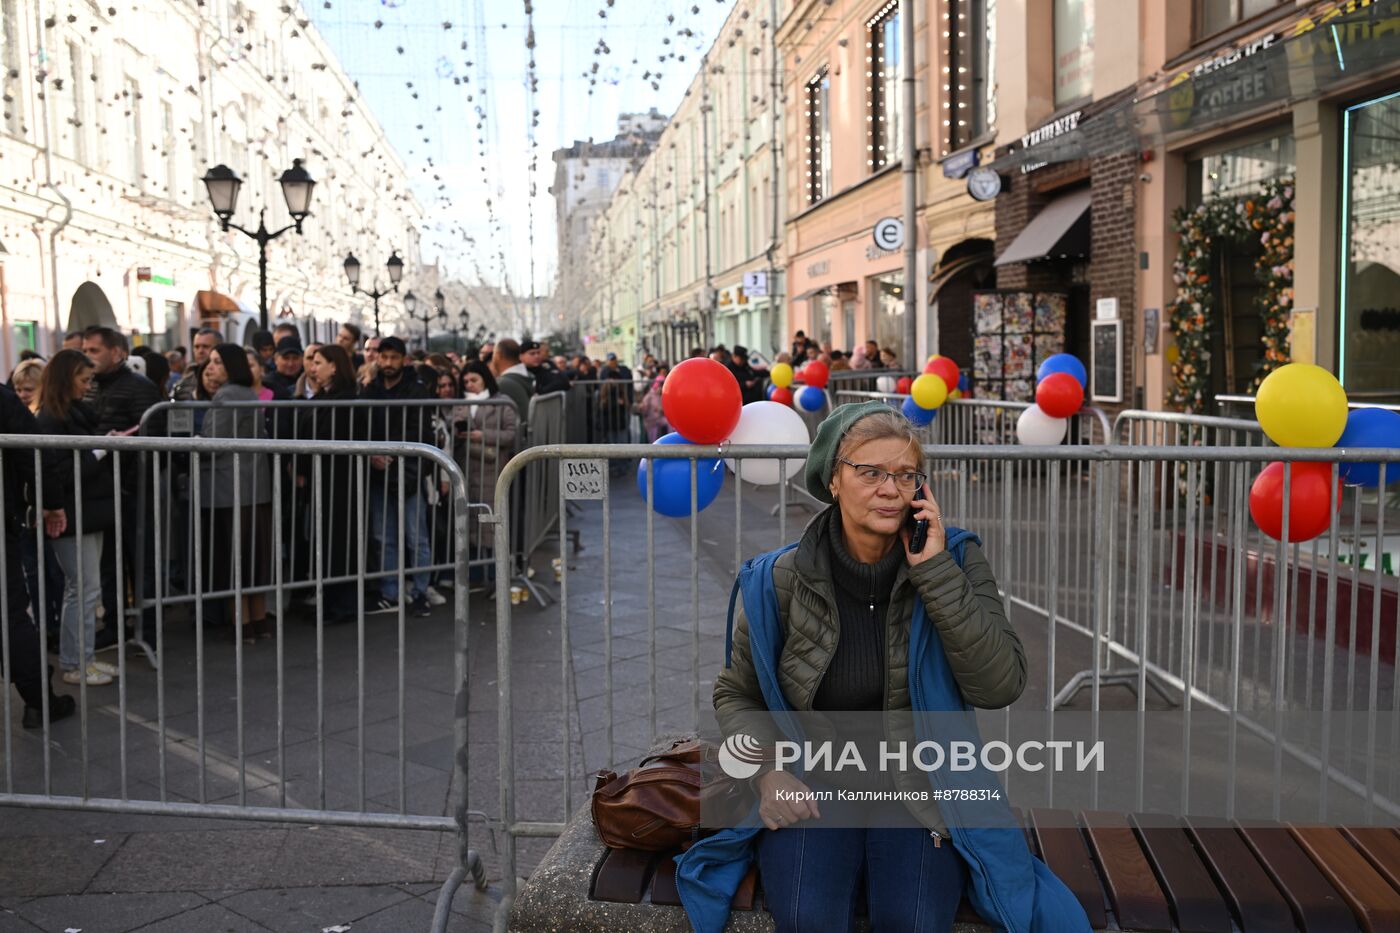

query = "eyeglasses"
(837, 458), (926, 491)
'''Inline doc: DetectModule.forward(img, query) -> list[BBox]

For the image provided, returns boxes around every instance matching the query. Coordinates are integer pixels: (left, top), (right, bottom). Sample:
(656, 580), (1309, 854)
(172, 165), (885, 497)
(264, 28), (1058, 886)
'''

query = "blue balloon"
(636, 432), (725, 517)
(766, 383), (778, 400)
(796, 385), (826, 412)
(957, 373), (970, 393)
(902, 396), (935, 427)
(1037, 353), (1087, 389)
(1335, 407), (1400, 488)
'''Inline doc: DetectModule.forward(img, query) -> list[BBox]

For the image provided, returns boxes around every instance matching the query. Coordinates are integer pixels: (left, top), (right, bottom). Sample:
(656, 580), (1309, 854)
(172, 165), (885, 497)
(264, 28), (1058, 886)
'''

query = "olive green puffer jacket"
(713, 506), (1027, 833)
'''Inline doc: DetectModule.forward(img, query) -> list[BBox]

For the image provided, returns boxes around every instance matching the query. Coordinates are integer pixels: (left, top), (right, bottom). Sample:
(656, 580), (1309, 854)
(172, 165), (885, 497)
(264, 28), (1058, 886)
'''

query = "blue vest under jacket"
(675, 529), (1092, 933)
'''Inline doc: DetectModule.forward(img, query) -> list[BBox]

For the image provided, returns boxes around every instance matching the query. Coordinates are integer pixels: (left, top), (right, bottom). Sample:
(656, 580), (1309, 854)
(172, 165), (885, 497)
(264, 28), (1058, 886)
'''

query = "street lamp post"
(342, 251), (404, 335)
(403, 290), (420, 348)
(202, 160), (316, 332)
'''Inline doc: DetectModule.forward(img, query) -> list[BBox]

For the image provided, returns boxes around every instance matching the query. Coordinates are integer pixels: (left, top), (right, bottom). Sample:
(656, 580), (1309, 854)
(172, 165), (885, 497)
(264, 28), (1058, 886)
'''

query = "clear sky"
(309, 0), (736, 301)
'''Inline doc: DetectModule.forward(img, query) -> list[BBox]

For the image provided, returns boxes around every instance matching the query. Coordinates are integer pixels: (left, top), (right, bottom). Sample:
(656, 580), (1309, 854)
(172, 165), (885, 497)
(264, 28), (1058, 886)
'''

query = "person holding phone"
(692, 401), (1087, 933)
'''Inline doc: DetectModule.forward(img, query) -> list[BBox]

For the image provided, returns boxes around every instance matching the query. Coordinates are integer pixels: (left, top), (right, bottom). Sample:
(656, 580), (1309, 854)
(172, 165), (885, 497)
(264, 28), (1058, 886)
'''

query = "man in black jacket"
(1, 384), (76, 728)
(360, 337), (435, 617)
(521, 340), (570, 395)
(84, 326), (163, 650)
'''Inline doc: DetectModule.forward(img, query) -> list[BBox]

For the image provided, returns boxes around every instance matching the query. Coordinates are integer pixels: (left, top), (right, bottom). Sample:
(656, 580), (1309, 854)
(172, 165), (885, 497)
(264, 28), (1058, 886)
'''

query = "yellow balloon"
(949, 388), (962, 400)
(770, 362), (794, 388)
(1165, 344), (1180, 364)
(927, 353), (942, 363)
(911, 373), (948, 410)
(1254, 363), (1349, 448)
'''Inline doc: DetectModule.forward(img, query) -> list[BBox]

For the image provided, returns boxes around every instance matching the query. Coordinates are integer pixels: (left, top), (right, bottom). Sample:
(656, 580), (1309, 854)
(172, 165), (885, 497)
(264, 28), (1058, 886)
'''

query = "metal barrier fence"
(133, 397), (518, 659)
(1216, 393), (1400, 421)
(833, 390), (1114, 447)
(0, 433), (485, 931)
(480, 441), (1400, 930)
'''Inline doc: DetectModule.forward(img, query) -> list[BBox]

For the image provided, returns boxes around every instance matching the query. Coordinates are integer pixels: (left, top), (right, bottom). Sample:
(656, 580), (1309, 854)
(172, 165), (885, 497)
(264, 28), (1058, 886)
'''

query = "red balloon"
(924, 356), (960, 392)
(1036, 372), (1084, 419)
(1249, 461), (1341, 543)
(661, 358), (743, 443)
(770, 386), (794, 407)
(802, 361), (830, 389)
(895, 376), (914, 395)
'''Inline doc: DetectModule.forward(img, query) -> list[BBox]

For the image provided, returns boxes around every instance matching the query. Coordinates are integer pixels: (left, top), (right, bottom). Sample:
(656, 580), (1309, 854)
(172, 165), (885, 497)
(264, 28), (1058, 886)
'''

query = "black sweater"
(813, 508), (904, 712)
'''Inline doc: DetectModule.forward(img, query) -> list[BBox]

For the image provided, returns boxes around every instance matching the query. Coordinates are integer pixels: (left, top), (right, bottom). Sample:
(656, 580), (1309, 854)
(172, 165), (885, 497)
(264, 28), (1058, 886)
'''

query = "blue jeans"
(50, 533), (103, 670)
(368, 487), (431, 601)
(757, 820), (968, 933)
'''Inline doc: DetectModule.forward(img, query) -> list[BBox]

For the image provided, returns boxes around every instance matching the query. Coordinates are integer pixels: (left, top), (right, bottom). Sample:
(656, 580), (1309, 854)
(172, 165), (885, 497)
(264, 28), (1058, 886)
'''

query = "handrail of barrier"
(1112, 407), (1267, 443)
(138, 396), (515, 436)
(833, 391), (1115, 444)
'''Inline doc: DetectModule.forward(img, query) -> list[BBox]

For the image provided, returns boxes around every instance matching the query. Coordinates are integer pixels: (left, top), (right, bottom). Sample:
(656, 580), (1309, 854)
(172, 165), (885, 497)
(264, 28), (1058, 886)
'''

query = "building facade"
(571, 0), (788, 365)
(0, 0), (423, 369)
(778, 0), (999, 370)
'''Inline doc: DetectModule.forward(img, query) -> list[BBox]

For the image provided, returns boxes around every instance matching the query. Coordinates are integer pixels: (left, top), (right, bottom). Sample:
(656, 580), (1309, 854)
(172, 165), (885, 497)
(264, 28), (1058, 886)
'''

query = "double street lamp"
(343, 251), (404, 335)
(202, 160), (316, 332)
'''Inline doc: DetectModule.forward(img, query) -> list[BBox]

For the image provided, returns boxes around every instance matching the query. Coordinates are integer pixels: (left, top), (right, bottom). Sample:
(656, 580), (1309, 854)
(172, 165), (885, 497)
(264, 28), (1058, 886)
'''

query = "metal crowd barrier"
(0, 433), (486, 931)
(133, 397), (517, 660)
(833, 390), (1114, 447)
(475, 441), (1400, 930)
(512, 392), (566, 604)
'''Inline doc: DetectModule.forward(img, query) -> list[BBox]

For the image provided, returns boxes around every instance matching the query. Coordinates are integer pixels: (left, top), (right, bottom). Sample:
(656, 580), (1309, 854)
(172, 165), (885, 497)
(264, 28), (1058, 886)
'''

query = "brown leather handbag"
(591, 738), (744, 851)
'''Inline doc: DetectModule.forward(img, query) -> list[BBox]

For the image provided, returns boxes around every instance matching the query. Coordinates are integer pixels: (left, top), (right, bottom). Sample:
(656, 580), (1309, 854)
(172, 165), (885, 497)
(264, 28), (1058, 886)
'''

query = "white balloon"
(724, 401), (809, 486)
(1016, 404), (1068, 445)
(876, 375), (897, 394)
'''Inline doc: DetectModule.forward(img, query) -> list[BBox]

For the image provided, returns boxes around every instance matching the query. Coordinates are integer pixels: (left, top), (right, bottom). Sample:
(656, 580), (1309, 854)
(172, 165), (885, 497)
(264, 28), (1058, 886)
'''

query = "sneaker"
(22, 695), (76, 730)
(90, 659), (120, 677)
(408, 595), (433, 618)
(366, 597), (399, 615)
(425, 588), (447, 607)
(62, 665), (114, 686)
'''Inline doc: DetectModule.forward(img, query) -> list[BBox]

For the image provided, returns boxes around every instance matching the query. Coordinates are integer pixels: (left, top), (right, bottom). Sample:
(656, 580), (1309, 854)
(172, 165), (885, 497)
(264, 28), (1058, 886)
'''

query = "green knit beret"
(803, 400), (900, 504)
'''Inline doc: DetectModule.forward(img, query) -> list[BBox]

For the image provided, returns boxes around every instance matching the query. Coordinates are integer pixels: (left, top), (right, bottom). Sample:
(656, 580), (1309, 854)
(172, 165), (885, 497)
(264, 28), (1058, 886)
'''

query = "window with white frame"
(945, 0), (995, 153)
(868, 2), (902, 170)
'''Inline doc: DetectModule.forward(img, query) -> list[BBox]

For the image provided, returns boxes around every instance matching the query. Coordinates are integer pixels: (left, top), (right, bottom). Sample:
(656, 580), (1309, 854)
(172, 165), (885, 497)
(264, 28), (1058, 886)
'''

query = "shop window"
(1187, 132), (1294, 204)
(1194, 0), (1282, 43)
(868, 3), (902, 171)
(1053, 0), (1093, 107)
(1340, 91), (1400, 396)
(805, 69), (831, 203)
(945, 0), (994, 153)
(870, 272), (905, 358)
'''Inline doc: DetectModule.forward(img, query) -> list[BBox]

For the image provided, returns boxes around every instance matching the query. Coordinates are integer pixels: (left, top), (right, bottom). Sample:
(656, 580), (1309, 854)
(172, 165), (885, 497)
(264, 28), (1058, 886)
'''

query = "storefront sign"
(1021, 110), (1082, 150)
(136, 267), (175, 287)
(967, 166), (1003, 200)
(1143, 308), (1160, 356)
(872, 217), (905, 252)
(742, 270), (768, 296)
(1091, 319), (1123, 403)
(942, 148), (980, 179)
(807, 260), (830, 278)
(1096, 297), (1119, 321)
(718, 285), (749, 309)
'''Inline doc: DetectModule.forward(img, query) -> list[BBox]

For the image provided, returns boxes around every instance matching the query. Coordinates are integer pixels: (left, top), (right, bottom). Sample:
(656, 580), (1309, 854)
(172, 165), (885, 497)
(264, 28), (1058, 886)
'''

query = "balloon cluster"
(900, 356), (960, 427)
(1017, 355), (1086, 445)
(639, 359), (810, 517)
(1248, 363), (1400, 542)
(768, 360), (828, 412)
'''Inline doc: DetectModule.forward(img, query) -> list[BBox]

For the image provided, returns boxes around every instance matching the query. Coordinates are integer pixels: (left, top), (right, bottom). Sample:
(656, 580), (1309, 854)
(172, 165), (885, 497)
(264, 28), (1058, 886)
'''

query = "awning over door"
(994, 187), (1091, 266)
(195, 289), (240, 314)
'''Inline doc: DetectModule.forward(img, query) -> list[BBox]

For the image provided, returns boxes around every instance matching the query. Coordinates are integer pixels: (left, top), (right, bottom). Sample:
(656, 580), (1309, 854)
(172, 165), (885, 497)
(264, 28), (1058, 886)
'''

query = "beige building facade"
(0, 0), (423, 368)
(573, 0), (787, 365)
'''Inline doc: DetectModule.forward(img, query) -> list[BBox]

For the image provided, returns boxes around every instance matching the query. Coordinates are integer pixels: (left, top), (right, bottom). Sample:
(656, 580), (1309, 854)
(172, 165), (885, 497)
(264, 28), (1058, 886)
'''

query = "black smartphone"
(906, 484), (930, 554)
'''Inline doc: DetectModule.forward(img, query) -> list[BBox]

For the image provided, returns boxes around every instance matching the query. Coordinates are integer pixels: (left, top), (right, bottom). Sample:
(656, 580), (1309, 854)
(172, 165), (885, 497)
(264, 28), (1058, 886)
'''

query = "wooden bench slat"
(1131, 815), (1233, 933)
(1081, 810), (1173, 932)
(1237, 824), (1356, 933)
(591, 847), (658, 904)
(1011, 806), (1039, 858)
(1184, 817), (1294, 932)
(1029, 808), (1107, 929)
(1291, 825), (1400, 933)
(649, 854), (681, 906)
(1343, 827), (1400, 894)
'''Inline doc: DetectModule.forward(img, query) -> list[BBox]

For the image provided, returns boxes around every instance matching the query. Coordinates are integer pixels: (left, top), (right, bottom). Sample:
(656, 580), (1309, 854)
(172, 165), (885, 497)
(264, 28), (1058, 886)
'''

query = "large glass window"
(1194, 0), (1282, 42)
(1053, 0), (1094, 107)
(1187, 131), (1294, 204)
(1340, 91), (1400, 396)
(868, 3), (902, 171)
(946, 0), (994, 152)
(870, 272), (905, 358)
(805, 69), (831, 203)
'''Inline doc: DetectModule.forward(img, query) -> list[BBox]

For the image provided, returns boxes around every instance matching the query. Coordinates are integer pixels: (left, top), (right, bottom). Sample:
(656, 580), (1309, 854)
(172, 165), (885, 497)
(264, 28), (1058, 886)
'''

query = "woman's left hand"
(901, 489), (945, 566)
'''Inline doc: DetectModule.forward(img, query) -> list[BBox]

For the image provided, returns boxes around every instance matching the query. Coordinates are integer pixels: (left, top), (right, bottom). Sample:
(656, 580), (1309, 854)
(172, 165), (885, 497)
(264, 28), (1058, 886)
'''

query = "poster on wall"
(1092, 319), (1123, 403)
(971, 290), (1068, 402)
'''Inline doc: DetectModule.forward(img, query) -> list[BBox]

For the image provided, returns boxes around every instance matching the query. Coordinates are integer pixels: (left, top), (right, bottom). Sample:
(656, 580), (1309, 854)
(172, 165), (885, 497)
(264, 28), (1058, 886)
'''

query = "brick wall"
(1088, 151), (1140, 414)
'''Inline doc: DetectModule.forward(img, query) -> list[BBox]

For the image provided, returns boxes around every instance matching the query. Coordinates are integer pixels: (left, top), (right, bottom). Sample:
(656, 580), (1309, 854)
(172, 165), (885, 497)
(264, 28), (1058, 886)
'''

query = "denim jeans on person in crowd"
(756, 817), (968, 933)
(19, 533), (65, 638)
(50, 532), (104, 671)
(368, 487), (431, 602)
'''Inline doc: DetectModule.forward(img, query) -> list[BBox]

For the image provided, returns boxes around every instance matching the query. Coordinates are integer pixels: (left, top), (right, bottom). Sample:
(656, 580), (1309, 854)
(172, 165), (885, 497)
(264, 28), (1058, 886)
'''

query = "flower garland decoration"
(1168, 176), (1295, 412)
